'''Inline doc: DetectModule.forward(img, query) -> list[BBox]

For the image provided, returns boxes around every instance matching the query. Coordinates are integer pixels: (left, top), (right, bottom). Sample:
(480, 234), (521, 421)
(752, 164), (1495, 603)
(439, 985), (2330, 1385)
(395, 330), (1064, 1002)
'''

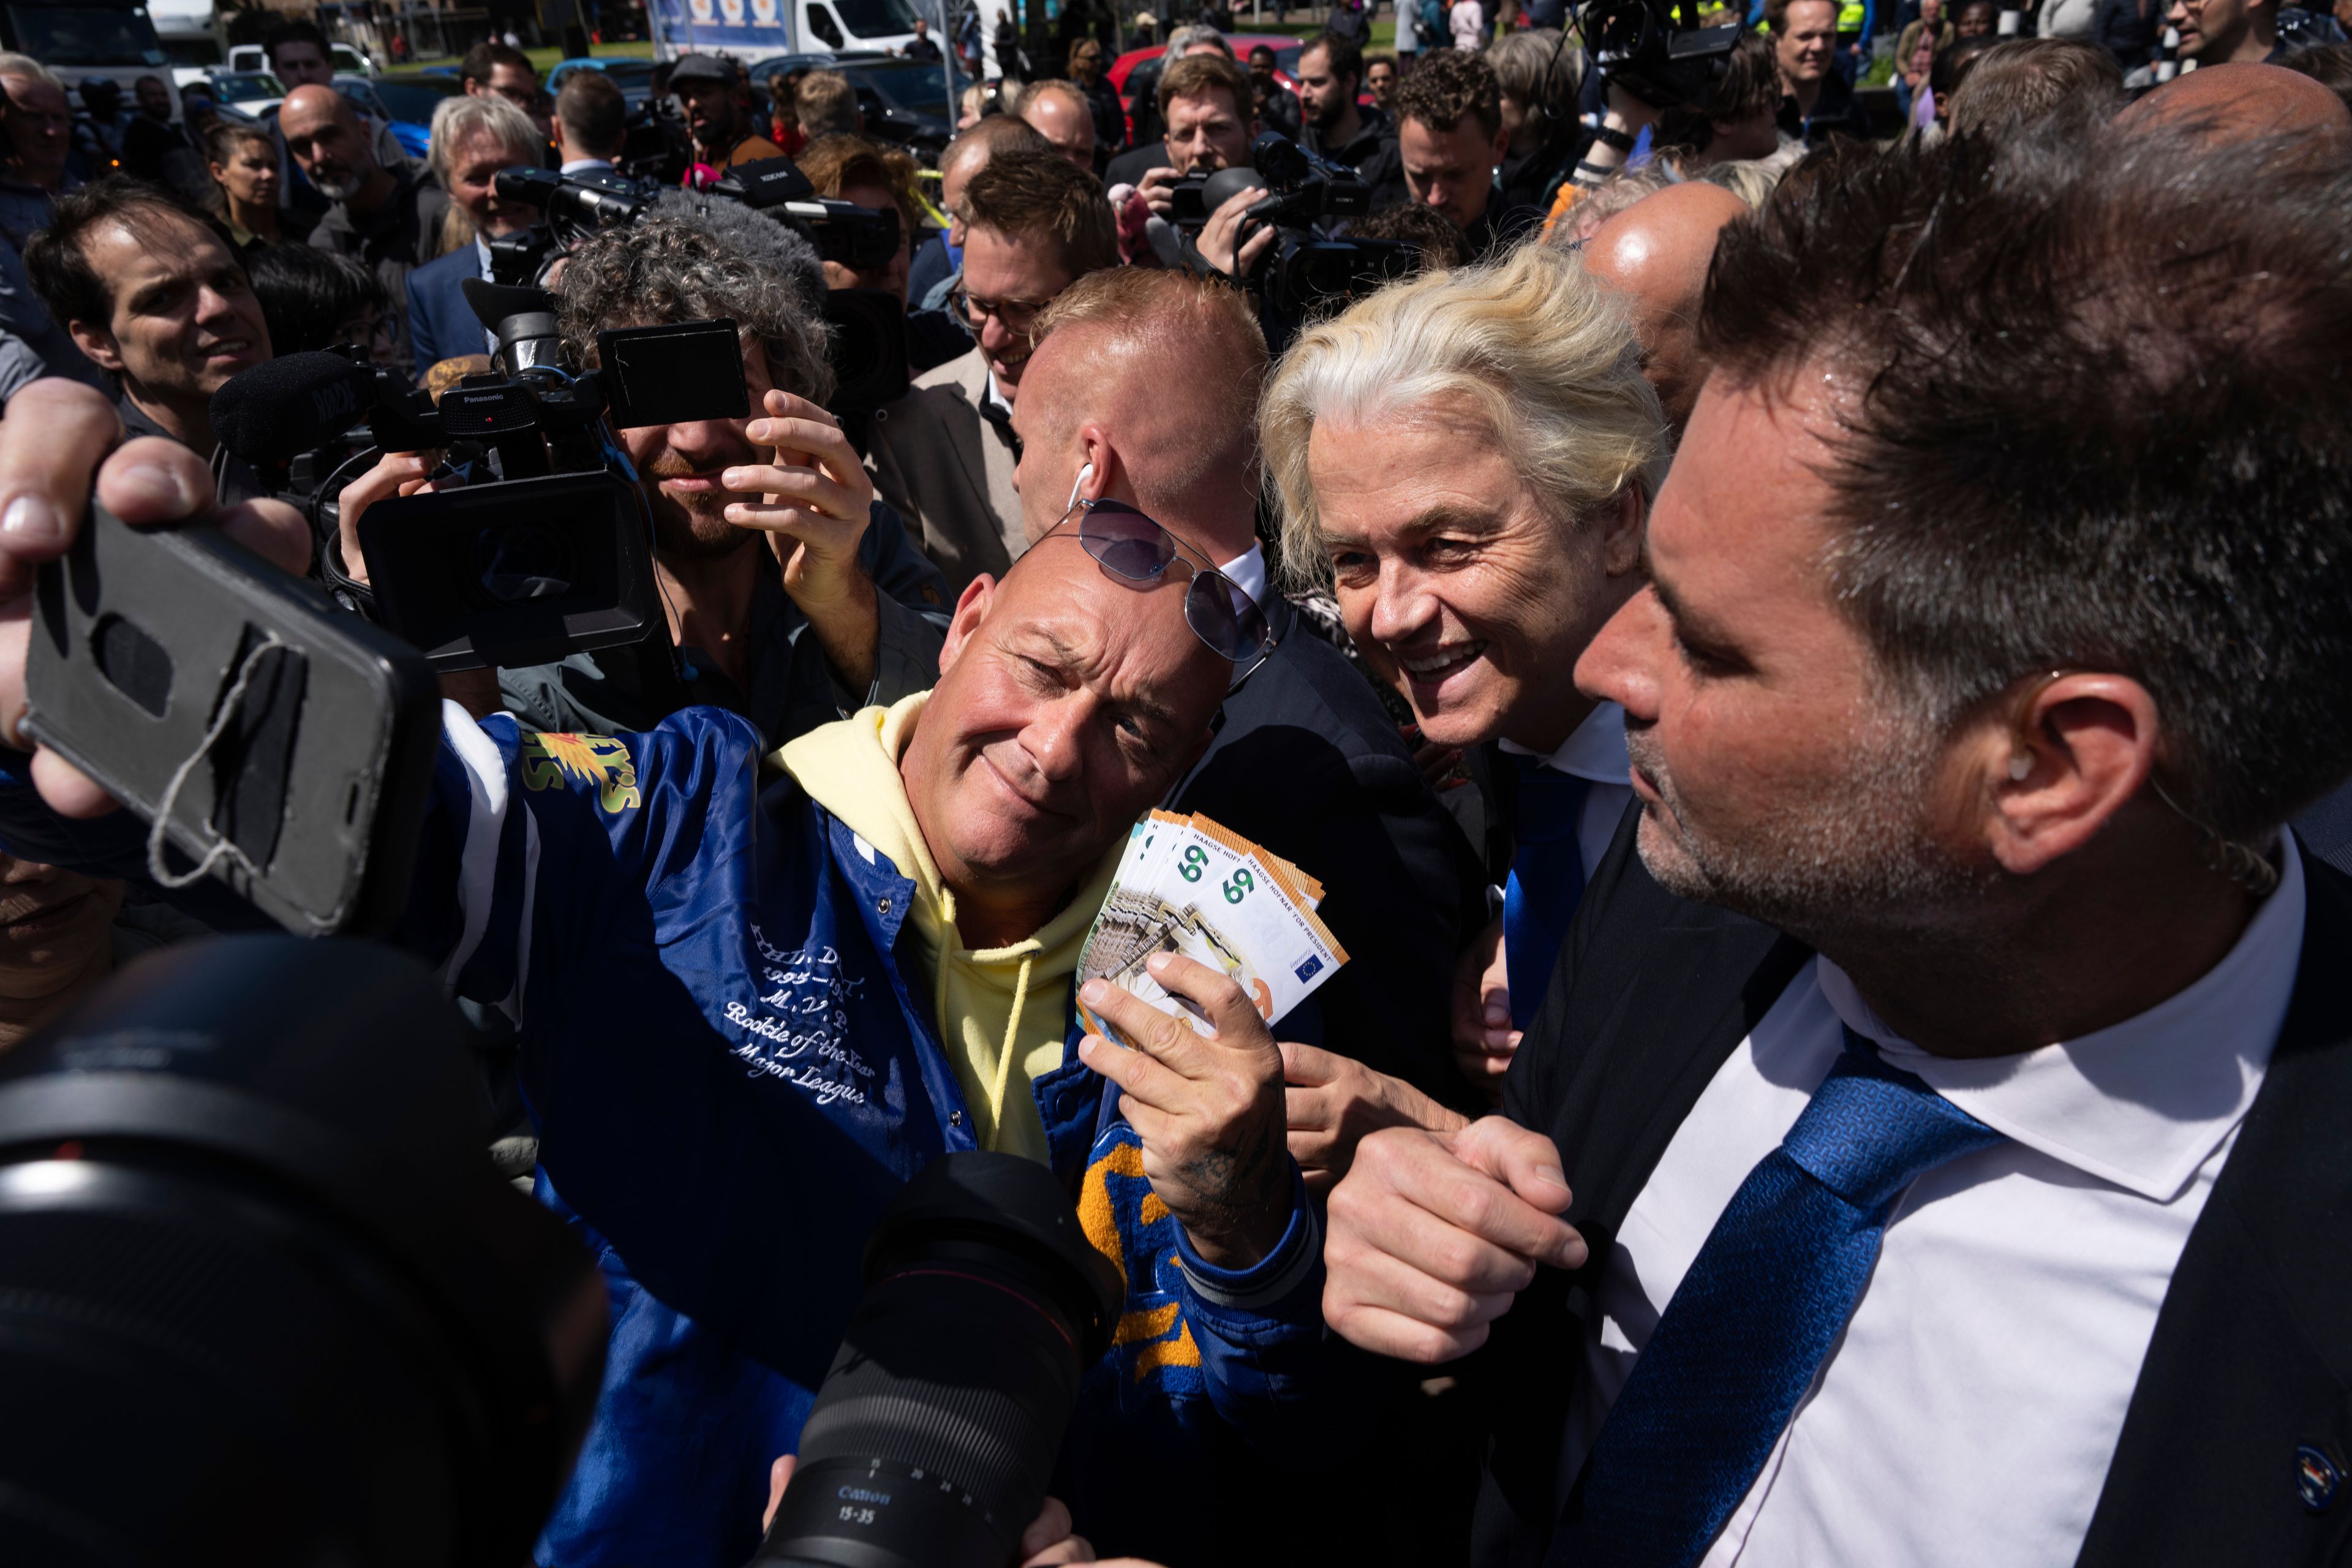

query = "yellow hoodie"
(775, 693), (1117, 1163)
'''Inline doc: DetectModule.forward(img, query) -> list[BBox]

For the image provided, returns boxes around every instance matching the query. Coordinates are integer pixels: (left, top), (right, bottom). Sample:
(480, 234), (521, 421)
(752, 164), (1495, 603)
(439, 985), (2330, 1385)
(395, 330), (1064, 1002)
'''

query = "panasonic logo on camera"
(837, 1487), (892, 1504)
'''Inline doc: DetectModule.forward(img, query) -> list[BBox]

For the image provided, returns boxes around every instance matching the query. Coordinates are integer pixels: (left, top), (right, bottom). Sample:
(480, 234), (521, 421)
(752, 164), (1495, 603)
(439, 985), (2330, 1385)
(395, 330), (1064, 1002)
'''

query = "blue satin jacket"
(0, 705), (1329, 1567)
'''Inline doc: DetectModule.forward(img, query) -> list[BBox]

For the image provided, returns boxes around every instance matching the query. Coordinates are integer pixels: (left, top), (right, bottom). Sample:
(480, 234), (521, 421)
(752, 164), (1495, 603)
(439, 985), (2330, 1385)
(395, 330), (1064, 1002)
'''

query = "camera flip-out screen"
(598, 318), (750, 430)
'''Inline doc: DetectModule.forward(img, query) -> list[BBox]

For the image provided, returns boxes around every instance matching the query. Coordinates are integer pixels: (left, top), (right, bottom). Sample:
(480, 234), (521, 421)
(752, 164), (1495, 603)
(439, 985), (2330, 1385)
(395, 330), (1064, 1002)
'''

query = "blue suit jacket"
(407, 243), (485, 381)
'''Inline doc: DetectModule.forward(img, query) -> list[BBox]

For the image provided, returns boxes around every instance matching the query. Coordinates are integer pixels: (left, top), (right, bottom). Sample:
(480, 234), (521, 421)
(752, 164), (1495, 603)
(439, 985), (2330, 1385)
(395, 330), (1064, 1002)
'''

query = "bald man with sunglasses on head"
(1012, 266), (1491, 1149)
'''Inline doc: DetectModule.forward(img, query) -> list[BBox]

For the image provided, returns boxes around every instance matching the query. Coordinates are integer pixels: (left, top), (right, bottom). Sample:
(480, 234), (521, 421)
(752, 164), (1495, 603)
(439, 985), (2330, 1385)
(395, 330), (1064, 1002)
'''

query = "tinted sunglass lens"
(1078, 505), (1174, 581)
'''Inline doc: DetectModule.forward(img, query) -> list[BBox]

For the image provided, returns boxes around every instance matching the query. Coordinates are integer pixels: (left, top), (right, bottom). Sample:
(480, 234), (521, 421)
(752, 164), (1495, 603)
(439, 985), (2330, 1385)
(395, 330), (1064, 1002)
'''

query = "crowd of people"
(0, 8), (2346, 1568)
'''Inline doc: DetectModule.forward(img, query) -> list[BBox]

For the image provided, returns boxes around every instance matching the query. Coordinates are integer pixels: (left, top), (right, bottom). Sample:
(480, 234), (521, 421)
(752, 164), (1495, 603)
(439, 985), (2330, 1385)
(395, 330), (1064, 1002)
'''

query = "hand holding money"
(1079, 954), (1291, 1270)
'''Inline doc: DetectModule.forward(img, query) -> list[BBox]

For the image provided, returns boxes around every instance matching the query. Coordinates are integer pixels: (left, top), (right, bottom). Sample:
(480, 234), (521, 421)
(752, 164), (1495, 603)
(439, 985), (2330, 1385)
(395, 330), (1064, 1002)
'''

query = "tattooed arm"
(1078, 954), (1292, 1268)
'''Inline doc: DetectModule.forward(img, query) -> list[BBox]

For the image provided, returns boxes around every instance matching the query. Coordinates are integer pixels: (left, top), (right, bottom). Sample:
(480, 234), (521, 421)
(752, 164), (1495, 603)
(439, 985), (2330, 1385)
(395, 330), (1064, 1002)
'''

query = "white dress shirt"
(1217, 542), (1267, 611)
(1497, 701), (1635, 882)
(559, 157), (617, 175)
(1563, 835), (2310, 1567)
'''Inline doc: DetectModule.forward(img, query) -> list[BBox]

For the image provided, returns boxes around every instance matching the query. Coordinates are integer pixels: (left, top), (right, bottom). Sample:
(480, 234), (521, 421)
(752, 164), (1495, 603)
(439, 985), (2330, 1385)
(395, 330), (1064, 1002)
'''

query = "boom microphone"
(209, 351), (380, 465)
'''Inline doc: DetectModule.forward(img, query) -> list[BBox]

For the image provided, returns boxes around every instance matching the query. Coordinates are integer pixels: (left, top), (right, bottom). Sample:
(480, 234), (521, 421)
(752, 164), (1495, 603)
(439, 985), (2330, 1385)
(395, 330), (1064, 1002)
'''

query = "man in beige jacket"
(866, 154), (1117, 596)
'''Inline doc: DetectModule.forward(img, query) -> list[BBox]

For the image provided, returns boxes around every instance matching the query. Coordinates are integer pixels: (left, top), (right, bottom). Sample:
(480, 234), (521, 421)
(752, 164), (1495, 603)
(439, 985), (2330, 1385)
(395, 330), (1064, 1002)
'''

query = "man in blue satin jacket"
(0, 390), (1330, 1567)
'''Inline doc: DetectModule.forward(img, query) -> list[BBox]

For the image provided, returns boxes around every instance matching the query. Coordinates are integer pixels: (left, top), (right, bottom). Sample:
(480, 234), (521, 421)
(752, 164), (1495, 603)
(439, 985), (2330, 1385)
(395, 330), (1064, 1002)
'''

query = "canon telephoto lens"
(0, 936), (606, 1568)
(753, 1152), (1123, 1568)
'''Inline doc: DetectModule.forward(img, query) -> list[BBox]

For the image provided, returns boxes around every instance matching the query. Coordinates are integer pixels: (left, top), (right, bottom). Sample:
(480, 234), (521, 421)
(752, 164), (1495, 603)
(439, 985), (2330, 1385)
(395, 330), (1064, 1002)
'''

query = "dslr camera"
(1579, 0), (1743, 110)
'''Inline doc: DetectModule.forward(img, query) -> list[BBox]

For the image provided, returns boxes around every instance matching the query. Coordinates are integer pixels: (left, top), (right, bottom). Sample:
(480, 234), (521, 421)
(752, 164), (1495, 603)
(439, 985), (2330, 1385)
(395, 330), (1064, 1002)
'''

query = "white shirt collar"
(1216, 543), (1267, 610)
(473, 234), (492, 279)
(1497, 701), (1631, 789)
(982, 368), (1010, 418)
(1817, 834), (2308, 1202)
(559, 157), (615, 174)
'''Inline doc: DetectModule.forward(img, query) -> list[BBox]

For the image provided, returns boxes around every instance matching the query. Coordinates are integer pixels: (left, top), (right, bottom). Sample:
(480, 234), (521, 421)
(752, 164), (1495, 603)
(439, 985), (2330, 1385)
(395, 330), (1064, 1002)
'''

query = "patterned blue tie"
(1504, 752), (1591, 1029)
(1557, 1030), (2007, 1568)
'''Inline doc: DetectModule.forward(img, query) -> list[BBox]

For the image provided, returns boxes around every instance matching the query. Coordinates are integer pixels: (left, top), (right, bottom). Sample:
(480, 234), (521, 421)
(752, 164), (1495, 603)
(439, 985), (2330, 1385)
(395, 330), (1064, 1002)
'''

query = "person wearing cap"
(671, 53), (787, 173)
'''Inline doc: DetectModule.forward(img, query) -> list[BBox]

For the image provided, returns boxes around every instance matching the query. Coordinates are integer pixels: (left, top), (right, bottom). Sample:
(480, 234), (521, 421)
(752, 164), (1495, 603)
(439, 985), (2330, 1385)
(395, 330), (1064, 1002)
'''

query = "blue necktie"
(1504, 752), (1591, 1029)
(1559, 1030), (2007, 1568)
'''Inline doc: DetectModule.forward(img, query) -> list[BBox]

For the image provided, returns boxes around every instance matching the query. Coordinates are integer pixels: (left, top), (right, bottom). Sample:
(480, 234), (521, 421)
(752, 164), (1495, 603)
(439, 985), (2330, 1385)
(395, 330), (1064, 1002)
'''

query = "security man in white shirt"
(1314, 88), (2352, 1568)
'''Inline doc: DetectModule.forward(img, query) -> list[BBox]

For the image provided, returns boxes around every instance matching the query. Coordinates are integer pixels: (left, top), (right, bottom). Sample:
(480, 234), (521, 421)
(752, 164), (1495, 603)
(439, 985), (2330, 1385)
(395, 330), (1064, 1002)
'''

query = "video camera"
(486, 157), (911, 415)
(1206, 134), (1421, 319)
(209, 277), (748, 673)
(1580, 0), (1743, 110)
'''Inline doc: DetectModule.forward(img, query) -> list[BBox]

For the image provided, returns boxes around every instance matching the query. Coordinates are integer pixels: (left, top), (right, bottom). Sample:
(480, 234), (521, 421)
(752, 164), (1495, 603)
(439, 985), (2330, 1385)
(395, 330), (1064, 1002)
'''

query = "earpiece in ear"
(2008, 750), (2034, 782)
(1076, 461), (1095, 487)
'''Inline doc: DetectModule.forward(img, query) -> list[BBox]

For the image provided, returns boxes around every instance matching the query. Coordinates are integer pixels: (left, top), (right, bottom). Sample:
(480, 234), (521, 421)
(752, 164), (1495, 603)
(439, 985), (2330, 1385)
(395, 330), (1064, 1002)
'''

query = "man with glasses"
(867, 154), (1117, 596)
(460, 39), (541, 111)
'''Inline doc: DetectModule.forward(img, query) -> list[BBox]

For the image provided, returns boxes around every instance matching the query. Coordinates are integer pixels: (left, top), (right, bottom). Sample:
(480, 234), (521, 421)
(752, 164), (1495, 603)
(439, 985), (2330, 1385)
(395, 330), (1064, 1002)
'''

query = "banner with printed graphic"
(649, 0), (793, 61)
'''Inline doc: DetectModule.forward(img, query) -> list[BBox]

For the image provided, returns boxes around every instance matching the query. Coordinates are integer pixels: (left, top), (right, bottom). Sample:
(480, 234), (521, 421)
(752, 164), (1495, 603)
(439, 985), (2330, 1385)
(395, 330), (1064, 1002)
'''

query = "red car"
(1109, 34), (1304, 146)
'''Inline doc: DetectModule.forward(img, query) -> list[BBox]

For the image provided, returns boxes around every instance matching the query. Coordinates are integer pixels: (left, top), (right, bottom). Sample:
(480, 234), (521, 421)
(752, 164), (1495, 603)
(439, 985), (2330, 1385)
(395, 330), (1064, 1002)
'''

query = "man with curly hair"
(1391, 48), (1533, 253)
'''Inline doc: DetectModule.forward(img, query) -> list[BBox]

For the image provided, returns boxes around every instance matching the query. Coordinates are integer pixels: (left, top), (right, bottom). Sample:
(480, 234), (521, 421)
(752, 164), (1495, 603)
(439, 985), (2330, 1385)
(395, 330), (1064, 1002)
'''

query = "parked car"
(368, 74), (464, 151)
(334, 74), (431, 160)
(205, 69), (284, 116)
(744, 51), (951, 156)
(1109, 34), (1302, 147)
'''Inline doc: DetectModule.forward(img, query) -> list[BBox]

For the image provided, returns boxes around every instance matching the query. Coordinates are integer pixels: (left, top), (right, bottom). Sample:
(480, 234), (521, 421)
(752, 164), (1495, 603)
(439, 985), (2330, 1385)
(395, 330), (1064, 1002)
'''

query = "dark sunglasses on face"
(1053, 497), (1276, 674)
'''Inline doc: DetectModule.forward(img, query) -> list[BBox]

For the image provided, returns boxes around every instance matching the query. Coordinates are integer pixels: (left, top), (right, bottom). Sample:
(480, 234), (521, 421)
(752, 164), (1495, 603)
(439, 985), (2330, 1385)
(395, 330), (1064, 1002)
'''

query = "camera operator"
(552, 68), (628, 174)
(1107, 23), (1240, 183)
(0, 379), (1333, 1568)
(1392, 49), (1537, 254)
(868, 154), (1117, 595)
(672, 52), (788, 173)
(23, 179), (271, 500)
(279, 84), (447, 379)
(794, 133), (921, 301)
(1295, 32), (1400, 195)
(405, 96), (543, 376)
(1129, 54), (1259, 266)
(343, 203), (952, 748)
(1261, 243), (1664, 1095)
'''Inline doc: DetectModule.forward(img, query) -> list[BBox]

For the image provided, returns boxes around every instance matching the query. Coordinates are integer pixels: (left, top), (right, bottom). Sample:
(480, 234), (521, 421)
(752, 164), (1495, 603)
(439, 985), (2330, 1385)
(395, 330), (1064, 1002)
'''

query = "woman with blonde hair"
(1262, 241), (1666, 1085)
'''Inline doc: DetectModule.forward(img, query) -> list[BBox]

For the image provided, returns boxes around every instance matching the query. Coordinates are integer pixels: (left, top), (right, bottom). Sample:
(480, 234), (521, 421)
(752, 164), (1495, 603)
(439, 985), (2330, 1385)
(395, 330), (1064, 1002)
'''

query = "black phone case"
(23, 505), (441, 938)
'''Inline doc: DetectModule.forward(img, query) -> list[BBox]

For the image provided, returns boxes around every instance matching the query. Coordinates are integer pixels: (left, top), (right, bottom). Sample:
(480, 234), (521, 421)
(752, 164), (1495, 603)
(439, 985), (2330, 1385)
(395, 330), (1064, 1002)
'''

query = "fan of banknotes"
(1077, 810), (1348, 1043)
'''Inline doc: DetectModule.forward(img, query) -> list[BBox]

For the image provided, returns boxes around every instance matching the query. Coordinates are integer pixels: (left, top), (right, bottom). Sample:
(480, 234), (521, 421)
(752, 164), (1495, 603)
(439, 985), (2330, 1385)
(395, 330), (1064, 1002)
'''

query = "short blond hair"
(1262, 243), (1664, 585)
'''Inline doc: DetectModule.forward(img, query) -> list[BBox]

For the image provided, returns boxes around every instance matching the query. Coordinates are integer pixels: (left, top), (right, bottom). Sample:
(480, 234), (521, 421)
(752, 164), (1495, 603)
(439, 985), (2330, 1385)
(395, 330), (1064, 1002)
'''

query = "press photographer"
(336, 199), (952, 749)
(1131, 53), (1260, 265)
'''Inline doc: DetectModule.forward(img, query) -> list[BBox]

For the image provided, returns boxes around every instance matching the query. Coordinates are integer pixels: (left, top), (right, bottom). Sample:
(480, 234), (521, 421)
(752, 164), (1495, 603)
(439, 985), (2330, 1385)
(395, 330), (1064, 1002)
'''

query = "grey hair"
(556, 206), (835, 405)
(0, 53), (62, 91)
(1164, 23), (1232, 56)
(1262, 243), (1664, 586)
(428, 93), (543, 187)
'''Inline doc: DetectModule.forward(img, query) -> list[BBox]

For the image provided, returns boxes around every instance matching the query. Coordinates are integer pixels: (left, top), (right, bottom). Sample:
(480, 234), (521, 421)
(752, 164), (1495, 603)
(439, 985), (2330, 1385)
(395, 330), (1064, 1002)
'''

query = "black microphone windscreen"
(208, 352), (378, 464)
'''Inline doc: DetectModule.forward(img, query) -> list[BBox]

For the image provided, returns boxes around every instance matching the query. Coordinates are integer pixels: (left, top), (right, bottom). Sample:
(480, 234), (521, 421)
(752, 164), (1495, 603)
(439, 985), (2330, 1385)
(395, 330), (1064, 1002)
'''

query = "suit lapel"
(2075, 853), (2352, 1568)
